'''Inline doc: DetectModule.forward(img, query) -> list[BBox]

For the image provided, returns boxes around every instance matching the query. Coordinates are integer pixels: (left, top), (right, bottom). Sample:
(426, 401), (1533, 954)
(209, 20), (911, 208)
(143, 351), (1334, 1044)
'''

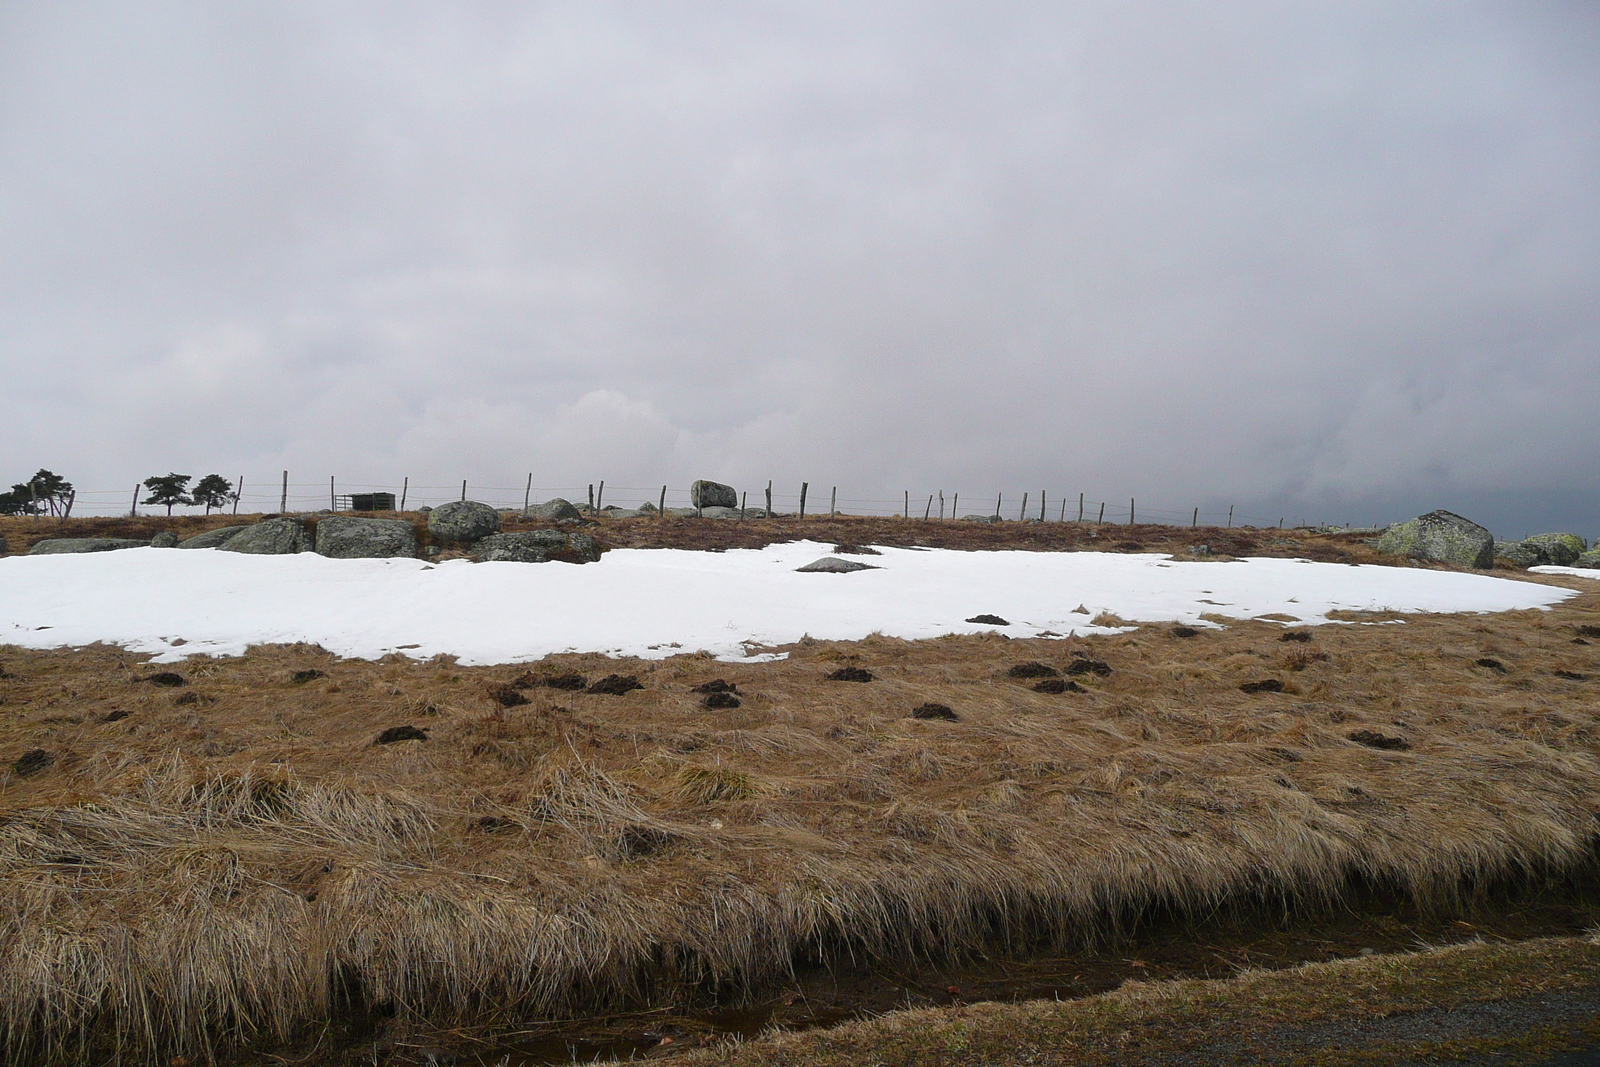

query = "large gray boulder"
(150, 531), (179, 548)
(700, 505), (742, 520)
(427, 500), (501, 544)
(315, 516), (418, 559)
(527, 498), (583, 522)
(219, 518), (312, 555)
(1504, 531), (1593, 566)
(1374, 510), (1493, 569)
(690, 480), (737, 509)
(473, 530), (602, 564)
(28, 538), (148, 555)
(795, 556), (878, 573)
(177, 526), (249, 549)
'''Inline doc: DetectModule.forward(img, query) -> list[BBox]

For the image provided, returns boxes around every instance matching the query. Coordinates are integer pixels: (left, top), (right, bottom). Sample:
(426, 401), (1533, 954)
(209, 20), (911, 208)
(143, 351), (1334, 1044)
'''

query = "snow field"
(0, 541), (1575, 665)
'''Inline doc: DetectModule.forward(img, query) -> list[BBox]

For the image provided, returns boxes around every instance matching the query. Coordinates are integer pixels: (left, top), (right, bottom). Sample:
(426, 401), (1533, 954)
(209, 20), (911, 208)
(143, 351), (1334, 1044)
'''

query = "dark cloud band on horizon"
(2, 2), (1596, 535)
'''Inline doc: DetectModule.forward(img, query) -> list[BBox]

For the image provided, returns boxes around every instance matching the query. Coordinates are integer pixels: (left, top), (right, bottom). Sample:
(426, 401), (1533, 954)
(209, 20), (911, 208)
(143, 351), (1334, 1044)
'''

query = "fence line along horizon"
(0, 469), (1400, 533)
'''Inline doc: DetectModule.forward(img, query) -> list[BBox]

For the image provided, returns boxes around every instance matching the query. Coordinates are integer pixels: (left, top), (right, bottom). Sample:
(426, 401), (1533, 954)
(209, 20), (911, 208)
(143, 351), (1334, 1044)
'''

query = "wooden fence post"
(400, 477), (408, 512)
(461, 480), (467, 502)
(523, 474), (531, 517)
(939, 490), (945, 520)
(799, 482), (808, 519)
(596, 481), (605, 512)
(903, 489), (909, 518)
(1078, 492), (1084, 522)
(1040, 492), (1046, 522)
(131, 485), (139, 517)
(994, 492), (1002, 520)
(1097, 501), (1105, 523)
(952, 492), (958, 518)
(740, 492), (747, 521)
(830, 486), (837, 517)
(588, 484), (594, 514)
(280, 471), (288, 513)
(1227, 505), (1233, 528)
(659, 485), (667, 519)
(1129, 498), (1135, 525)
(1192, 507), (1198, 528)
(330, 476), (336, 511)
(1059, 497), (1066, 522)
(924, 495), (933, 519)
(1019, 492), (1028, 521)
(765, 481), (772, 515)
(233, 477), (244, 516)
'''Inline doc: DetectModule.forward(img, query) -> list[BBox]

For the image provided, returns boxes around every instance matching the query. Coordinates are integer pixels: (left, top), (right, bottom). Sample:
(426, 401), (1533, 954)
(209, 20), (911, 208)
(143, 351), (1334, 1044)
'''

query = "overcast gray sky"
(2, 2), (1596, 533)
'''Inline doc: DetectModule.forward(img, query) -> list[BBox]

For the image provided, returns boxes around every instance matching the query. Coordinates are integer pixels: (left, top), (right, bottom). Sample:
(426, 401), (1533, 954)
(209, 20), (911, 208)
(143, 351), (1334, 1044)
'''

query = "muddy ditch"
(321, 867), (1600, 1067)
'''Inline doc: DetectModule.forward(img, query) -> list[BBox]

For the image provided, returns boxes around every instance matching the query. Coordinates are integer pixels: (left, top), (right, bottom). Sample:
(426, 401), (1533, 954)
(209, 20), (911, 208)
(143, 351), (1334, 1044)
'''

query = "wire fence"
(27, 475), (1391, 532)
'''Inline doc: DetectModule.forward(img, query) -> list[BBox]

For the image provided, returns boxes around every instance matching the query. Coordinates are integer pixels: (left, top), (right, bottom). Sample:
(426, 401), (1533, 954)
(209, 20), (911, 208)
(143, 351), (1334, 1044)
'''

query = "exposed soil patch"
(700, 692), (741, 710)
(966, 614), (1010, 626)
(586, 673), (643, 695)
(825, 666), (875, 682)
(11, 748), (52, 777)
(374, 724), (429, 744)
(290, 668), (326, 684)
(1279, 631), (1313, 643)
(910, 702), (959, 721)
(1032, 679), (1084, 694)
(1064, 658), (1111, 676)
(690, 680), (738, 695)
(1349, 729), (1410, 751)
(1006, 662), (1058, 679)
(142, 671), (186, 687)
(1171, 626), (1199, 638)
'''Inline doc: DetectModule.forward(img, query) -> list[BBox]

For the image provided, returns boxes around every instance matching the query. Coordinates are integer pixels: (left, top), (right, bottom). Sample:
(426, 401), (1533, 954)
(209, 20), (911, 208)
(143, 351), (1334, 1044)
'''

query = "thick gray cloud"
(2, 2), (1596, 533)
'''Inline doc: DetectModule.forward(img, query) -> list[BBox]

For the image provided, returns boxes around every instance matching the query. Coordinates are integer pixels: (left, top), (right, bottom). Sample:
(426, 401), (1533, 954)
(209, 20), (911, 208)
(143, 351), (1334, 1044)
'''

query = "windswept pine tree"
(142, 473), (193, 516)
(191, 474), (234, 515)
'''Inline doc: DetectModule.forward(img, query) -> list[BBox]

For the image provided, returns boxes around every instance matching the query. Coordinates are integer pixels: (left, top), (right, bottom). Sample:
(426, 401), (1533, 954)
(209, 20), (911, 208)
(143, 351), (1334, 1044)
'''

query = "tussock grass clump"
(1, 574), (1600, 1062)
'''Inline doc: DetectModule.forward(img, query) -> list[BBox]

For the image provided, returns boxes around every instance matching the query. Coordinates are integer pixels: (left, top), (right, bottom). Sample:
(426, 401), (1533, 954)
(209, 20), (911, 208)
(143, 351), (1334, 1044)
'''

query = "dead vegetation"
(1, 576), (1600, 1063)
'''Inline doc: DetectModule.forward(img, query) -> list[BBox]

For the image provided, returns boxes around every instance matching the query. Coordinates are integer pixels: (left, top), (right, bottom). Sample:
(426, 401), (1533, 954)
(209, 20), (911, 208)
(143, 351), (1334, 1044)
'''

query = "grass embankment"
(685, 935), (1600, 1067)
(3, 566), (1599, 1063)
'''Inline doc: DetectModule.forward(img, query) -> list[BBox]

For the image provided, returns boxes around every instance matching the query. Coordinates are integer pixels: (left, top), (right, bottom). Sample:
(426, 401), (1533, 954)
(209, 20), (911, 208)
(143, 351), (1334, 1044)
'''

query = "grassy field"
(1, 517), (1598, 1063)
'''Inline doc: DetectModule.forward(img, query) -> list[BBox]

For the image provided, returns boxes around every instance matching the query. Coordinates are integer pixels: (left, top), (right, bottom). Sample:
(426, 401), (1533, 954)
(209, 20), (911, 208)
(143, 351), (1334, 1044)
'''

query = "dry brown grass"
(2, 570), (1600, 1062)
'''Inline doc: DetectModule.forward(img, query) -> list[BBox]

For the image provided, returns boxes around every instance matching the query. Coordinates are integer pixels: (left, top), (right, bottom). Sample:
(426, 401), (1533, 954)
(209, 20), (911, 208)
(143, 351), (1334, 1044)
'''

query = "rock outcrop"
(427, 501), (501, 544)
(315, 516), (418, 559)
(1373, 510), (1494, 569)
(473, 530), (602, 564)
(219, 518), (312, 555)
(177, 526), (249, 549)
(1503, 532), (1588, 568)
(690, 480), (737, 509)
(795, 556), (878, 573)
(28, 538), (148, 555)
(527, 498), (583, 522)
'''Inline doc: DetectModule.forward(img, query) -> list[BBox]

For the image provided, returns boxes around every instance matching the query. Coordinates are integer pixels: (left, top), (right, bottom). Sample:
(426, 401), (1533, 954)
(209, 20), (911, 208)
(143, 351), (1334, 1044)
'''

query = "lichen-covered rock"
(1374, 510), (1493, 569)
(219, 518), (312, 555)
(690, 480), (737, 509)
(473, 530), (602, 564)
(28, 538), (148, 555)
(1521, 533), (1587, 567)
(700, 506), (742, 519)
(1574, 548), (1600, 570)
(150, 532), (179, 548)
(177, 526), (249, 549)
(315, 516), (418, 559)
(527, 498), (583, 521)
(1495, 540), (1541, 567)
(427, 500), (501, 544)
